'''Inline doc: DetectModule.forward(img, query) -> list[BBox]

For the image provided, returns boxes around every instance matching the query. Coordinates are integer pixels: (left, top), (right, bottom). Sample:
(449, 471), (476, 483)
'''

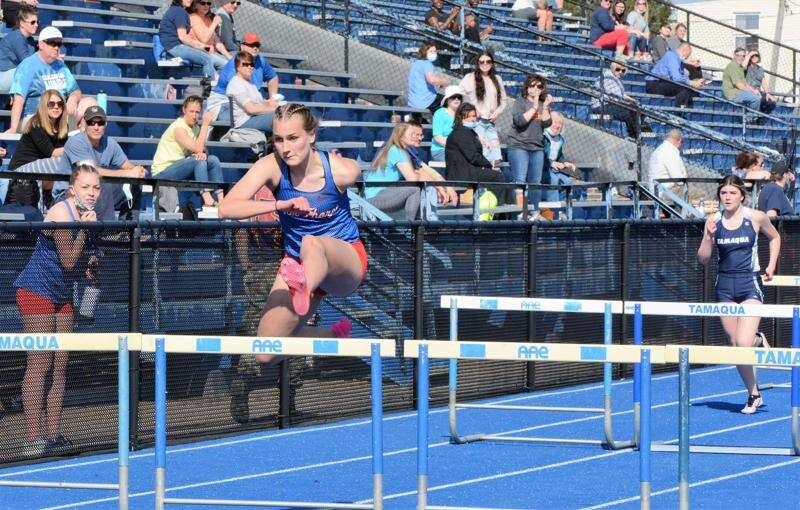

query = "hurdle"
(406, 340), (661, 510)
(762, 275), (800, 287)
(0, 333), (134, 510)
(146, 334), (395, 510)
(625, 300), (800, 457)
(440, 295), (636, 449)
(668, 344), (800, 510)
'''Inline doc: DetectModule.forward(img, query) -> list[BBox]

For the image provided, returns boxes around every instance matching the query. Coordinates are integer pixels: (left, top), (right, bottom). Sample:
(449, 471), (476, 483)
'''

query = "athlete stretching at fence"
(219, 103), (365, 422)
(697, 175), (780, 414)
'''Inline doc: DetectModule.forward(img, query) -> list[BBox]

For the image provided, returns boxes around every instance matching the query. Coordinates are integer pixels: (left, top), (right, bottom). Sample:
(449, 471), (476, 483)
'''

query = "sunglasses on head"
(44, 39), (63, 48)
(86, 119), (106, 127)
(47, 100), (64, 108)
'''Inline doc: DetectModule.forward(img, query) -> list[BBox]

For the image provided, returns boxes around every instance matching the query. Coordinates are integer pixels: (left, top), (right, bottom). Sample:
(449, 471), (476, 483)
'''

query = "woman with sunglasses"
(188, 0), (232, 60)
(431, 85), (463, 162)
(745, 51), (777, 115)
(625, 0), (651, 62)
(214, 0), (241, 54)
(459, 50), (507, 166)
(158, 0), (226, 80)
(591, 61), (641, 138)
(0, 3), (37, 95)
(226, 51), (278, 134)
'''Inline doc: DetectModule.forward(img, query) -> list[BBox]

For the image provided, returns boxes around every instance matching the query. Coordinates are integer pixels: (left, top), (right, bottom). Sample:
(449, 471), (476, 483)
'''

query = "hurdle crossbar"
(762, 275), (800, 287)
(0, 333), (135, 510)
(408, 340), (658, 510)
(147, 335), (393, 510)
(439, 295), (636, 449)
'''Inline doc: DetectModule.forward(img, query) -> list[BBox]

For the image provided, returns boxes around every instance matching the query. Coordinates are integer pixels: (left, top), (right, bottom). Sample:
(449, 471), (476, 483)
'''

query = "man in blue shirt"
(5, 26), (82, 133)
(207, 32), (279, 126)
(0, 3), (37, 94)
(644, 43), (704, 108)
(757, 162), (795, 217)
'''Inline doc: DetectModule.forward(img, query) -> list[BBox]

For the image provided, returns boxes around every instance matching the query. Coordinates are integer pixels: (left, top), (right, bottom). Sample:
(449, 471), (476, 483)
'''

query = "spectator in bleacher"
(507, 74), (552, 219)
(589, 0), (629, 59)
(459, 50), (506, 166)
(431, 85), (463, 162)
(511, 0), (554, 33)
(757, 162), (795, 217)
(407, 41), (450, 121)
(445, 102), (514, 211)
(610, 1), (626, 25)
(14, 162), (101, 458)
(0, 3), (37, 95)
(591, 61), (642, 138)
(159, 0), (226, 81)
(4, 26), (81, 134)
(1, 0), (36, 30)
(366, 122), (453, 220)
(745, 50), (777, 116)
(648, 130), (686, 189)
(722, 48), (764, 121)
(625, 0), (651, 62)
(644, 43), (704, 108)
(63, 106), (147, 220)
(425, 0), (460, 35)
(215, 0), (240, 54)
(207, 33), (279, 126)
(188, 0), (232, 61)
(463, 11), (499, 55)
(226, 51), (278, 133)
(542, 111), (580, 204)
(152, 95), (223, 208)
(667, 23), (703, 81)
(731, 151), (770, 181)
(649, 23), (671, 62)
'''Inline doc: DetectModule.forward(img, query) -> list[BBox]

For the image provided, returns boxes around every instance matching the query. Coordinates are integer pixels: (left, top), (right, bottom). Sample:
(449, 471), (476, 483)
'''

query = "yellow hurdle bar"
(0, 333), (141, 352)
(141, 335), (395, 357)
(404, 340), (666, 364)
(664, 344), (800, 367)
(763, 275), (800, 287)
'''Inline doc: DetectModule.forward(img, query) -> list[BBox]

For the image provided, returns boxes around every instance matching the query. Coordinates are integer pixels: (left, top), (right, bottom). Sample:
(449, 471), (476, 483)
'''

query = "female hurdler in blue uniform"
(698, 175), (780, 414)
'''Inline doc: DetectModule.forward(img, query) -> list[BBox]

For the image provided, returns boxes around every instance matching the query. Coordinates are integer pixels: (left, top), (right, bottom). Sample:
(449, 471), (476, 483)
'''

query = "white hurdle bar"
(762, 275), (800, 287)
(0, 333), (136, 510)
(439, 295), (635, 449)
(406, 340), (661, 510)
(145, 335), (395, 510)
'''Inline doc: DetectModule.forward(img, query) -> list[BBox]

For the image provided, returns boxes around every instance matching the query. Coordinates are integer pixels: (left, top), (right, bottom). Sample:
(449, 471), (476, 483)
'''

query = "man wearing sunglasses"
(0, 4), (37, 95)
(5, 25), (82, 134)
(591, 61), (642, 139)
(215, 0), (241, 54)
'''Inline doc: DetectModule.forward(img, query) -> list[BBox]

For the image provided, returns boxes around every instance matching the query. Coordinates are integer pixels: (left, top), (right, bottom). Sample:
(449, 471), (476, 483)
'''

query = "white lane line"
(44, 383), (758, 509)
(1, 365), (737, 479)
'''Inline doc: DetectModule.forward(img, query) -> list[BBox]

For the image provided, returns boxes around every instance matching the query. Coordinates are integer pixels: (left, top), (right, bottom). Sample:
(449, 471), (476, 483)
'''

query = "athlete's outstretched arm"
(219, 155), (299, 220)
(697, 216), (716, 266)
(756, 211), (780, 280)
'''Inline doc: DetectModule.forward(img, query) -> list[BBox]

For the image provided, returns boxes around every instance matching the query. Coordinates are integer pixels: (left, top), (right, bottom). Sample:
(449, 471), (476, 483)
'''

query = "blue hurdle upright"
(0, 333), (132, 509)
(148, 335), (394, 510)
(441, 295), (635, 449)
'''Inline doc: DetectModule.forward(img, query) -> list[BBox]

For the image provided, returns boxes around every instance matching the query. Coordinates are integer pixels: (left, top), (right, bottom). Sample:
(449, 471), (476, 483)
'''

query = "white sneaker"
(741, 394), (763, 414)
(755, 332), (769, 348)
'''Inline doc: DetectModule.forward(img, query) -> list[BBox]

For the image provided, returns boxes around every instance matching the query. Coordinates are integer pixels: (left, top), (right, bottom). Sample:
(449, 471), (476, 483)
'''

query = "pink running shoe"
(331, 318), (352, 338)
(280, 258), (310, 316)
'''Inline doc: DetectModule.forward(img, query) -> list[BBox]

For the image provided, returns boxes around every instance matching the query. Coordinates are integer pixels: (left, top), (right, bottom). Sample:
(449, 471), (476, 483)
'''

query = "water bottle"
(97, 92), (107, 111)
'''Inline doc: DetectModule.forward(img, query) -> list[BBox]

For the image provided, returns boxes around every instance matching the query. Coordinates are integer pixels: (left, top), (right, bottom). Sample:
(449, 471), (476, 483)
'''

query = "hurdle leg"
(418, 344), (430, 510)
(603, 303), (635, 450)
(371, 343), (384, 510)
(678, 348), (690, 510)
(639, 349), (651, 510)
(448, 300), (460, 443)
(633, 304), (642, 449)
(118, 336), (130, 510)
(155, 338), (167, 510)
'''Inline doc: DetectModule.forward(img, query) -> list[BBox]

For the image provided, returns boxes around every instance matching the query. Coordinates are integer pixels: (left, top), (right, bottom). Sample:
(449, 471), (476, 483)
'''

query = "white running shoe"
(755, 331), (769, 349)
(741, 394), (763, 414)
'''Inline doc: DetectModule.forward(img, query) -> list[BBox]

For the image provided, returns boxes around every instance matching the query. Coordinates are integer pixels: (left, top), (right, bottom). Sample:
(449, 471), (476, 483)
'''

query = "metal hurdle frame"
(0, 333), (134, 510)
(440, 295), (636, 449)
(626, 301), (800, 458)
(146, 334), (394, 510)
(668, 343), (800, 510)
(407, 340), (661, 510)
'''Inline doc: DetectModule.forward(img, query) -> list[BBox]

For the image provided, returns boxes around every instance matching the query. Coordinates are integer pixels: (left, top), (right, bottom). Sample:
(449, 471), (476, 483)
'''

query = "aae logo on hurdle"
(480, 299), (499, 310)
(0, 335), (59, 350)
(517, 345), (550, 360)
(755, 349), (800, 366)
(252, 339), (283, 353)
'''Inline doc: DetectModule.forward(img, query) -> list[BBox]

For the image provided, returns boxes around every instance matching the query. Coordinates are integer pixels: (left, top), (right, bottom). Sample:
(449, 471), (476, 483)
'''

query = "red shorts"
(282, 239), (368, 297)
(16, 288), (74, 316)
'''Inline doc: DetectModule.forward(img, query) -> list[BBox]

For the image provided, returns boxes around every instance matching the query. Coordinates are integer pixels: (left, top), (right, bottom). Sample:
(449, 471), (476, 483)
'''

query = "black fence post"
(525, 223), (538, 391)
(619, 222), (630, 378)
(701, 247), (712, 346)
(278, 361), (290, 429)
(412, 222), (425, 409)
(343, 0), (350, 73)
(775, 219), (786, 344)
(128, 226), (141, 449)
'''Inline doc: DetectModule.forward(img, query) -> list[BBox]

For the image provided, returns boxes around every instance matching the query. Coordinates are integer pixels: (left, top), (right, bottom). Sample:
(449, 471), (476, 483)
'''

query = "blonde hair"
(24, 89), (68, 139)
(273, 103), (319, 134)
(371, 123), (414, 171)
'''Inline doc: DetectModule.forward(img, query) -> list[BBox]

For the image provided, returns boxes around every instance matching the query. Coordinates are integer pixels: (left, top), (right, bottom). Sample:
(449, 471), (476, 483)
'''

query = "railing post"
(525, 223), (538, 391)
(128, 226), (141, 449)
(412, 221), (425, 409)
(321, 0), (327, 27)
(635, 111), (643, 182)
(343, 0), (350, 73)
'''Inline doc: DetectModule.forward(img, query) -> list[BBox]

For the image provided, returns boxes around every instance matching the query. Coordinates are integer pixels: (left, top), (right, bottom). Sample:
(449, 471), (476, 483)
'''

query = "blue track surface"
(1, 365), (798, 509)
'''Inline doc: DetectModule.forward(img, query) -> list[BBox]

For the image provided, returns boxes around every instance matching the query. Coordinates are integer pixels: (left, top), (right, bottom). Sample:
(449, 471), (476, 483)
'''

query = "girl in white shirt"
(459, 50), (507, 165)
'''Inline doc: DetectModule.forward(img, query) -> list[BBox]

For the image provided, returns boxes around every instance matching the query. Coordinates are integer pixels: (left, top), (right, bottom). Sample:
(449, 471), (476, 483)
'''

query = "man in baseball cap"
(757, 161), (796, 217)
(4, 25), (82, 134)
